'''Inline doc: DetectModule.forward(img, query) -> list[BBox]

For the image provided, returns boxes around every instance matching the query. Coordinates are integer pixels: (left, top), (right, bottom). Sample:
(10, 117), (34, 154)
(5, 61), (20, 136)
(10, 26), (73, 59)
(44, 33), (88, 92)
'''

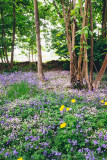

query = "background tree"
(33, 0), (44, 81)
(11, 0), (16, 69)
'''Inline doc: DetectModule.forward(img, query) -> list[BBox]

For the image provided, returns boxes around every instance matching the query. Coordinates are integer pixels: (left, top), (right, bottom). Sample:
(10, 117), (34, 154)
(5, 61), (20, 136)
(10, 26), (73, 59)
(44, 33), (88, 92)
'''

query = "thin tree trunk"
(34, 0), (44, 81)
(61, 0), (75, 85)
(29, 48), (30, 63)
(72, 0), (77, 74)
(84, 36), (91, 90)
(11, 0), (16, 69)
(93, 54), (107, 89)
(89, 0), (93, 90)
(32, 49), (33, 62)
(77, 0), (89, 82)
(102, 0), (107, 38)
(80, 0), (83, 17)
(81, 60), (85, 79)
(1, 7), (9, 64)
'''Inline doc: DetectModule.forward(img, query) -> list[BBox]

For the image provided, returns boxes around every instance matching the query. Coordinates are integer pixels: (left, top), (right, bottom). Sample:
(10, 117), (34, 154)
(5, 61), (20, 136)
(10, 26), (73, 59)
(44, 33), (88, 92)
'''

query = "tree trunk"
(93, 54), (107, 89)
(34, 0), (44, 81)
(1, 7), (9, 64)
(102, 0), (107, 38)
(89, 0), (93, 90)
(80, 0), (83, 17)
(29, 48), (30, 64)
(61, 0), (75, 86)
(32, 49), (33, 62)
(11, 0), (16, 69)
(72, 0), (77, 75)
(84, 36), (91, 90)
(77, 0), (89, 82)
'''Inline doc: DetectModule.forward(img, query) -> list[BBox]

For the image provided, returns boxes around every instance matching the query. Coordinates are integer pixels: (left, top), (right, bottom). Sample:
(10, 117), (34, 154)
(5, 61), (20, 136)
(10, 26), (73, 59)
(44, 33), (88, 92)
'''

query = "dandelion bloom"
(66, 108), (70, 111)
(71, 99), (76, 103)
(60, 107), (63, 111)
(61, 105), (65, 109)
(100, 100), (104, 103)
(104, 102), (107, 105)
(60, 122), (67, 128)
(60, 105), (65, 111)
(17, 158), (23, 160)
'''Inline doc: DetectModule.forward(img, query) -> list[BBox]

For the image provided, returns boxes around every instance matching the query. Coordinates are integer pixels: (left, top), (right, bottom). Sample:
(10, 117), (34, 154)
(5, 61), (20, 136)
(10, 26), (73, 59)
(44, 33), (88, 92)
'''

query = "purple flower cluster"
(0, 71), (38, 87)
(68, 139), (77, 146)
(25, 135), (40, 142)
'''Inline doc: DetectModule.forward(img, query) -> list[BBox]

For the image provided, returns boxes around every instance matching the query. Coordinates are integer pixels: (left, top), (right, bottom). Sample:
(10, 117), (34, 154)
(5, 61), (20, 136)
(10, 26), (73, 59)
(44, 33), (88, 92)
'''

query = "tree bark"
(102, 0), (107, 38)
(11, 0), (16, 69)
(72, 0), (77, 74)
(80, 0), (83, 17)
(84, 36), (91, 90)
(32, 49), (33, 62)
(77, 0), (89, 82)
(1, 6), (9, 64)
(61, 0), (75, 85)
(29, 48), (30, 63)
(34, 0), (44, 80)
(93, 54), (107, 89)
(89, 0), (93, 90)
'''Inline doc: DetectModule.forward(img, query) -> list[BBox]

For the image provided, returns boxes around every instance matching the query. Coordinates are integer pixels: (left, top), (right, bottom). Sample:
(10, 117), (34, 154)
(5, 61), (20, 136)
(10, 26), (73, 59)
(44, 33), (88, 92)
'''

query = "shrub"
(62, 61), (70, 70)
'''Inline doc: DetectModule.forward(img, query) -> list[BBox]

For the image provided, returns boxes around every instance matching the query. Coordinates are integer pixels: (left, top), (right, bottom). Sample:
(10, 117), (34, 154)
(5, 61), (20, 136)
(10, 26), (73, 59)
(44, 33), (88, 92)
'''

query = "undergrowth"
(0, 87), (107, 160)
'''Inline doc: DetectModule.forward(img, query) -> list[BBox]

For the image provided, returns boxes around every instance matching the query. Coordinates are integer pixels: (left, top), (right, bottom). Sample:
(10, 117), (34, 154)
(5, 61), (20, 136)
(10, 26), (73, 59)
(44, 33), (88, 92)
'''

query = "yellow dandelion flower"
(17, 158), (23, 160)
(60, 107), (63, 111)
(60, 122), (67, 128)
(61, 105), (65, 109)
(104, 102), (107, 105)
(66, 108), (70, 111)
(100, 100), (104, 103)
(71, 99), (76, 103)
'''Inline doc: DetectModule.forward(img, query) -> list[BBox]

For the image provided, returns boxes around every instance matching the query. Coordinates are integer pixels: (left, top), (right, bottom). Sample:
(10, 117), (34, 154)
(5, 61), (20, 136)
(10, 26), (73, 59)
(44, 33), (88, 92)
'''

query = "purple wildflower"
(78, 149), (83, 153)
(93, 140), (98, 145)
(72, 140), (77, 146)
(25, 136), (29, 141)
(4, 152), (9, 157)
(43, 150), (47, 156)
(85, 139), (89, 143)
(99, 132), (103, 138)
(30, 145), (33, 148)
(0, 148), (5, 154)
(102, 144), (107, 148)
(97, 147), (101, 153)
(104, 134), (107, 141)
(13, 149), (18, 156)
(68, 139), (72, 143)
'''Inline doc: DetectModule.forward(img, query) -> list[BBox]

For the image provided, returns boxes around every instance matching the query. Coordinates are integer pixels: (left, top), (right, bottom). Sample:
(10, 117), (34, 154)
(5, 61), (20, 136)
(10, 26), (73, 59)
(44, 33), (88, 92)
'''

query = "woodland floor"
(0, 60), (107, 100)
(38, 70), (107, 100)
(0, 61), (107, 160)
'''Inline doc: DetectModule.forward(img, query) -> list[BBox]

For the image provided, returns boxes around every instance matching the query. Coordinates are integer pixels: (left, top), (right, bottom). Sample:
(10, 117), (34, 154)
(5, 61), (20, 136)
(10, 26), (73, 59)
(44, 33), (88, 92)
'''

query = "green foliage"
(62, 61), (70, 70)
(29, 63), (37, 71)
(5, 81), (31, 100)
(51, 29), (69, 59)
(0, 86), (107, 159)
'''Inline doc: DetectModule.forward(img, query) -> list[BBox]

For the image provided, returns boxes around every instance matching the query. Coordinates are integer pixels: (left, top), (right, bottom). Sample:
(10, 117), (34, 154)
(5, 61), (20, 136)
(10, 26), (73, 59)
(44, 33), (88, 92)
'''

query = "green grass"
(5, 81), (31, 100)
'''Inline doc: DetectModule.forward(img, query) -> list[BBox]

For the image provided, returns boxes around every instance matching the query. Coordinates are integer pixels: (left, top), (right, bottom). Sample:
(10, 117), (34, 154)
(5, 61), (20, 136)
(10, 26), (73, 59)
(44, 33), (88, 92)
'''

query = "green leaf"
(56, 33), (63, 36)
